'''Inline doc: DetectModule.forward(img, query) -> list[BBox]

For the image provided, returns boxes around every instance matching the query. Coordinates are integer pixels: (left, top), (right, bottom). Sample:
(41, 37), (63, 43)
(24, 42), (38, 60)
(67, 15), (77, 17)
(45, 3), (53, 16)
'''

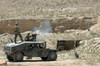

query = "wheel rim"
(48, 51), (57, 61)
(16, 54), (22, 60)
(13, 52), (23, 62)
(51, 54), (56, 59)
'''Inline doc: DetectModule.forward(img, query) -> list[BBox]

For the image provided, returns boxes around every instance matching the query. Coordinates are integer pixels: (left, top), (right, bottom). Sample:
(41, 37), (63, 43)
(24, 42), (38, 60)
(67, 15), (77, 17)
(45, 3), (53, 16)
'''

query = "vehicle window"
(28, 44), (34, 48)
(34, 44), (38, 47)
(39, 44), (46, 48)
(39, 44), (43, 48)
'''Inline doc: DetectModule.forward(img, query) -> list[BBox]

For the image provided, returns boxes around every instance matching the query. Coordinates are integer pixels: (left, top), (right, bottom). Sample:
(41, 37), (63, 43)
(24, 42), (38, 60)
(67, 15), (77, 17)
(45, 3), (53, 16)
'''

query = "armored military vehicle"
(4, 41), (57, 62)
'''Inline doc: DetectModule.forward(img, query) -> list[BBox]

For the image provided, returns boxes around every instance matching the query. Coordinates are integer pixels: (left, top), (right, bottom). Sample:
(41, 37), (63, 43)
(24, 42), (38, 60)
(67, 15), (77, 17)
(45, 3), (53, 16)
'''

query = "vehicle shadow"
(22, 60), (49, 62)
(8, 60), (50, 63)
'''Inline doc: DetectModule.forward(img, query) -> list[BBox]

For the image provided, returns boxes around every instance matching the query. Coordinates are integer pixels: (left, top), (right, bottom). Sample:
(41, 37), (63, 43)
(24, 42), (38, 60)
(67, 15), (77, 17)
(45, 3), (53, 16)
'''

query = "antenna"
(87, 22), (91, 59)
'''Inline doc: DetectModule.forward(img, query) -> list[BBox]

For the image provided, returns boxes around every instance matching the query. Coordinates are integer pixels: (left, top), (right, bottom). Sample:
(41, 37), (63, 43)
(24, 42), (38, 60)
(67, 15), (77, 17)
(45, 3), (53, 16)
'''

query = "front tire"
(48, 51), (57, 61)
(7, 55), (13, 61)
(13, 52), (23, 62)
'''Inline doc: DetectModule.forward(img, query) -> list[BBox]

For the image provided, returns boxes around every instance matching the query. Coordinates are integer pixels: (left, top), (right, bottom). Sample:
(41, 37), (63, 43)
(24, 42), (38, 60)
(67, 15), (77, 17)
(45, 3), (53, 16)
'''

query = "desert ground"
(0, 50), (100, 66)
(0, 0), (100, 66)
(0, 0), (100, 19)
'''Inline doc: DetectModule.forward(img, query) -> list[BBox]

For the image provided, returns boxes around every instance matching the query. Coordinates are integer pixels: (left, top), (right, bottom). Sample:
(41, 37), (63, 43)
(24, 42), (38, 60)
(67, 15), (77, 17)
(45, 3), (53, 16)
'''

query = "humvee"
(4, 41), (57, 62)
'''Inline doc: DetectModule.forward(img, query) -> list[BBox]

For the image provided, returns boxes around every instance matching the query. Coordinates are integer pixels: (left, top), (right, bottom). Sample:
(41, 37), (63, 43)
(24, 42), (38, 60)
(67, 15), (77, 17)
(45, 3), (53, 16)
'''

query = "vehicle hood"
(5, 41), (23, 47)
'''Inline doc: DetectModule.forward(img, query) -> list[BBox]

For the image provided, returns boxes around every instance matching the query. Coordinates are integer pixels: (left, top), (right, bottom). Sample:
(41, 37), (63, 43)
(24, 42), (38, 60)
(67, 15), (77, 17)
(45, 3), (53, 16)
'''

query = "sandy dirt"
(0, 50), (100, 66)
(0, 0), (100, 19)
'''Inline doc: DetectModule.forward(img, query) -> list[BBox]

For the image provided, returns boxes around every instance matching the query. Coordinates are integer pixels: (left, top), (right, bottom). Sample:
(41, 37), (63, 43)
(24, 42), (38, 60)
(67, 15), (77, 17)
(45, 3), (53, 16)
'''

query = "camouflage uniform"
(14, 22), (23, 43)
(25, 33), (31, 41)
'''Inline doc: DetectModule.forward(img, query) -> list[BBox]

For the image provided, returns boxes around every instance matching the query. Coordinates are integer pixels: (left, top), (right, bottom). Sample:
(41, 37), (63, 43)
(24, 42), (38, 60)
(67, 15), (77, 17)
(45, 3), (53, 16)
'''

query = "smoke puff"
(33, 20), (53, 34)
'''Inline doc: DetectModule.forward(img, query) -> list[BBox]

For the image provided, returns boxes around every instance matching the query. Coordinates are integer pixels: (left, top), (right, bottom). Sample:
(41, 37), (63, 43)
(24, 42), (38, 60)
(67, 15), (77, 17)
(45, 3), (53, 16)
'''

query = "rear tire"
(7, 55), (13, 61)
(48, 51), (57, 61)
(41, 57), (47, 61)
(13, 52), (23, 62)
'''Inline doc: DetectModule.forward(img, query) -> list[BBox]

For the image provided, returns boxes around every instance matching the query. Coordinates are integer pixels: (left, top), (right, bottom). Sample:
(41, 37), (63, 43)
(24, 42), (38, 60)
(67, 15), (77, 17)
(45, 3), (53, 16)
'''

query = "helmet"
(15, 22), (18, 26)
(27, 33), (30, 36)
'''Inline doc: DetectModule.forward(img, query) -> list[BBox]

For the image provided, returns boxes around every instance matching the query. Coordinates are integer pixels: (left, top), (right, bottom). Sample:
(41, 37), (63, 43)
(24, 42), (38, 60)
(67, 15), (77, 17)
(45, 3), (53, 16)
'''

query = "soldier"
(25, 33), (31, 41)
(14, 22), (23, 43)
(30, 34), (37, 41)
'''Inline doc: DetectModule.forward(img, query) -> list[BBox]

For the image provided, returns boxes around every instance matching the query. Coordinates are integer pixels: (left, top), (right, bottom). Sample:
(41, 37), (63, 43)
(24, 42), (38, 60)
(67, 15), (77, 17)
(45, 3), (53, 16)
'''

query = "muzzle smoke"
(33, 20), (53, 34)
